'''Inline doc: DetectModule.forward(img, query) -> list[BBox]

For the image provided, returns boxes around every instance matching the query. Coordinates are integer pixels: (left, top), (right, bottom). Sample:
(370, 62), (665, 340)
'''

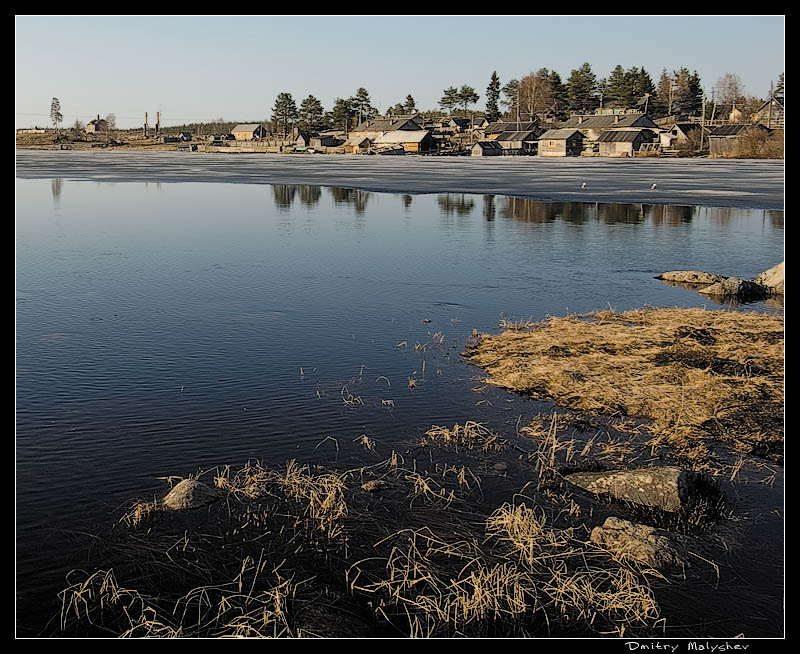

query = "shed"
(706, 124), (771, 157)
(537, 129), (584, 157)
(596, 129), (654, 157)
(373, 129), (433, 153)
(85, 117), (108, 134)
(495, 129), (541, 153)
(484, 121), (539, 139)
(310, 134), (343, 148)
(470, 141), (503, 156)
(342, 134), (373, 154)
(231, 124), (267, 140)
(753, 96), (784, 129)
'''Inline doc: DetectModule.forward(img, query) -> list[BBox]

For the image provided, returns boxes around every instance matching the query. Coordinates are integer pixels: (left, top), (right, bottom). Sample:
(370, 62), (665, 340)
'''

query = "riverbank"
(53, 307), (783, 638)
(16, 150), (785, 210)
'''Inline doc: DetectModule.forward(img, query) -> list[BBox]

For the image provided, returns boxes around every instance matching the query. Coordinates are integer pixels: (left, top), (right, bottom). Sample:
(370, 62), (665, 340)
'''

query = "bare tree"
(714, 73), (746, 105)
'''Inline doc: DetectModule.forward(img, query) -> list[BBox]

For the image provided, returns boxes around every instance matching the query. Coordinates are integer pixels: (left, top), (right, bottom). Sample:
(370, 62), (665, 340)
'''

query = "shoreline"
(16, 150), (785, 211)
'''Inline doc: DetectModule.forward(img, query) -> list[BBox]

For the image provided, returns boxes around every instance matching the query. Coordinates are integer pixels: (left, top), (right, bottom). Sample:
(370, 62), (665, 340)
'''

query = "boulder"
(656, 271), (727, 286)
(590, 516), (690, 571)
(697, 277), (768, 300)
(562, 466), (697, 513)
(754, 261), (784, 295)
(163, 479), (221, 511)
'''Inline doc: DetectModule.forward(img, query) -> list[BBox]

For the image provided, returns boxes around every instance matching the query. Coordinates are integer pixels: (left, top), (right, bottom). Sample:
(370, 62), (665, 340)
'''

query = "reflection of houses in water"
(766, 210), (784, 229)
(646, 204), (695, 225)
(597, 202), (645, 225)
(328, 187), (371, 214)
(402, 194), (413, 209)
(499, 197), (591, 224)
(437, 193), (475, 216)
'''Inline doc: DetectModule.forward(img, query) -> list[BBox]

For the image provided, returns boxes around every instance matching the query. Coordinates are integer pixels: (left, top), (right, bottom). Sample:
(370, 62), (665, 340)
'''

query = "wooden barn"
(495, 129), (541, 154)
(561, 113), (658, 142)
(537, 129), (584, 156)
(596, 129), (655, 157)
(483, 121), (539, 140)
(753, 96), (785, 129)
(373, 129), (433, 153)
(231, 124), (266, 140)
(470, 141), (503, 156)
(706, 124), (771, 156)
(342, 134), (373, 154)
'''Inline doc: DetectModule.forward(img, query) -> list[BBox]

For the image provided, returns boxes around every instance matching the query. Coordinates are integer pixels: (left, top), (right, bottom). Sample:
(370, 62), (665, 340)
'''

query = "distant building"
(310, 134), (343, 148)
(561, 114), (657, 142)
(179, 132), (192, 141)
(483, 121), (539, 139)
(470, 141), (503, 156)
(231, 124), (267, 140)
(658, 123), (704, 148)
(495, 128), (542, 154)
(753, 96), (785, 129)
(596, 129), (655, 157)
(85, 116), (108, 134)
(350, 117), (422, 140)
(706, 124), (771, 156)
(537, 129), (584, 157)
(342, 134), (373, 154)
(373, 129), (433, 153)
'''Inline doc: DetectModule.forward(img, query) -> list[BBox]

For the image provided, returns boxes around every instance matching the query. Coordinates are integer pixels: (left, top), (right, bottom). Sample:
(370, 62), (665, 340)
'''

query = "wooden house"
(373, 129), (433, 153)
(350, 117), (422, 140)
(483, 121), (539, 139)
(310, 134), (343, 148)
(561, 113), (657, 142)
(753, 96), (784, 129)
(658, 123), (703, 148)
(85, 116), (108, 134)
(495, 129), (541, 154)
(537, 129), (584, 156)
(470, 141), (503, 156)
(231, 124), (267, 140)
(342, 134), (373, 154)
(707, 124), (770, 156)
(596, 129), (654, 157)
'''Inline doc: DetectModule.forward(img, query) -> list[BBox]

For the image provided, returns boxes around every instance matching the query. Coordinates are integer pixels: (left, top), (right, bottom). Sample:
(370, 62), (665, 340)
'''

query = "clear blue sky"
(15, 15), (785, 129)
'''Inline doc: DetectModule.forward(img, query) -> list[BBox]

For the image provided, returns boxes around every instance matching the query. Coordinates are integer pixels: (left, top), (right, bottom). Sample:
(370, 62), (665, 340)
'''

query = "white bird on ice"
(581, 182), (586, 188)
(651, 183), (657, 189)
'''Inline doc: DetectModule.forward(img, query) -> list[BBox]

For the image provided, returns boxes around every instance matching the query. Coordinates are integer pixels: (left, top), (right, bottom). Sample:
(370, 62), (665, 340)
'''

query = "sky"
(15, 15), (785, 129)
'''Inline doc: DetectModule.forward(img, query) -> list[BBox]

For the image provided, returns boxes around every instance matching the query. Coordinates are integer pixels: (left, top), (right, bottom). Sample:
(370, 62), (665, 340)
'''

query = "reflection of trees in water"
(402, 194), (413, 209)
(597, 203), (645, 224)
(51, 178), (63, 206)
(499, 197), (577, 223)
(299, 185), (321, 208)
(766, 210), (784, 229)
(707, 207), (733, 225)
(437, 193), (475, 216)
(483, 195), (496, 221)
(647, 204), (695, 225)
(329, 187), (371, 214)
(272, 184), (298, 209)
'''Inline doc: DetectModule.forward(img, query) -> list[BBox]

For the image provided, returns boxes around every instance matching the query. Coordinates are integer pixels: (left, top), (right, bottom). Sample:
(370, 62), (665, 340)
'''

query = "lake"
(15, 163), (784, 637)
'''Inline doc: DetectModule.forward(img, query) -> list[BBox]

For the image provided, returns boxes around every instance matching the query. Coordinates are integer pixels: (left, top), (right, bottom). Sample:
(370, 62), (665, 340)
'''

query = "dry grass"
(420, 421), (507, 453)
(466, 308), (784, 468)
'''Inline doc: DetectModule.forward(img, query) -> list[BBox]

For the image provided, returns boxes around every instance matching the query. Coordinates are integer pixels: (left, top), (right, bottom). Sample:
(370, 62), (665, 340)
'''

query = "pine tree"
(439, 86), (460, 114)
(566, 62), (598, 111)
(298, 95), (324, 133)
(457, 85), (479, 117)
(327, 97), (356, 132)
(605, 65), (630, 105)
(548, 71), (568, 117)
(501, 79), (520, 119)
(351, 88), (376, 126)
(404, 94), (417, 113)
(271, 92), (298, 137)
(485, 71), (501, 122)
(50, 97), (63, 137)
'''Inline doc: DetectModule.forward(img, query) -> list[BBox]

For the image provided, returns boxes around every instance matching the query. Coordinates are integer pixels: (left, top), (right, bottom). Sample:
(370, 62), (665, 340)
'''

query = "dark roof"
(495, 130), (540, 142)
(707, 124), (769, 137)
(562, 114), (656, 129)
(596, 130), (649, 142)
(353, 117), (419, 132)
(539, 129), (583, 140)
(484, 121), (538, 133)
(473, 140), (503, 150)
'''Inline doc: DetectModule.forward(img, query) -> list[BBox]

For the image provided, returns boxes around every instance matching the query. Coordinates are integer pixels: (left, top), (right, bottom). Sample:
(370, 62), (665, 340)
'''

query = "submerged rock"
(563, 466), (698, 513)
(163, 479), (221, 511)
(697, 277), (768, 300)
(754, 261), (784, 295)
(656, 271), (727, 285)
(590, 516), (691, 571)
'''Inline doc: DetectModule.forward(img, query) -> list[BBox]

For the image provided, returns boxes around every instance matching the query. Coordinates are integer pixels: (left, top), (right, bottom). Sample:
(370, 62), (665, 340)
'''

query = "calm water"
(16, 178), (784, 636)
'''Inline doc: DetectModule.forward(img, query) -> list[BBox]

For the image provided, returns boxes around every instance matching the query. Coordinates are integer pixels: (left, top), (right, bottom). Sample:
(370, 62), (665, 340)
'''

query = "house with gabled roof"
(373, 129), (433, 153)
(561, 113), (658, 142)
(350, 117), (422, 139)
(596, 129), (655, 157)
(470, 140), (503, 156)
(706, 124), (771, 157)
(231, 124), (266, 140)
(537, 129), (584, 156)
(753, 96), (784, 129)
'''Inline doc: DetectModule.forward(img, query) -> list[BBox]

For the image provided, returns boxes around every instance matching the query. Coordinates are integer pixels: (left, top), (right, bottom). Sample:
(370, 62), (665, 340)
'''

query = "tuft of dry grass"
(466, 308), (784, 467)
(420, 421), (507, 453)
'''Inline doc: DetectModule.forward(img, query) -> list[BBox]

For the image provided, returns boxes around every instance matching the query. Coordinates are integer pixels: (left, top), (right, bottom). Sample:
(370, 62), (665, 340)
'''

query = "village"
(17, 92), (784, 159)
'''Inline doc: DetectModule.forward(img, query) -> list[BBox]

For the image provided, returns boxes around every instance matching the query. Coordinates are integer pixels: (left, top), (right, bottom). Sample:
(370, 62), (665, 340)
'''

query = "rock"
(590, 517), (690, 571)
(657, 271), (727, 286)
(697, 277), (768, 300)
(754, 261), (784, 295)
(163, 479), (221, 511)
(563, 466), (698, 513)
(361, 479), (391, 493)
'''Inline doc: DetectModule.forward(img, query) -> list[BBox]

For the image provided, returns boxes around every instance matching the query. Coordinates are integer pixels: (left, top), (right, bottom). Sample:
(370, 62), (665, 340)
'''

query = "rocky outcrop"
(563, 466), (698, 513)
(163, 479), (221, 511)
(754, 261), (784, 295)
(658, 262), (784, 300)
(590, 516), (691, 571)
(697, 276), (768, 300)
(656, 271), (727, 285)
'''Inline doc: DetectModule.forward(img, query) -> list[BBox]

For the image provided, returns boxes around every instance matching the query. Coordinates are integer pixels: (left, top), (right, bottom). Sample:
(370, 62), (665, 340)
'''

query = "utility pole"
(767, 81), (774, 129)
(156, 111), (160, 137)
(144, 112), (148, 138)
(700, 93), (706, 152)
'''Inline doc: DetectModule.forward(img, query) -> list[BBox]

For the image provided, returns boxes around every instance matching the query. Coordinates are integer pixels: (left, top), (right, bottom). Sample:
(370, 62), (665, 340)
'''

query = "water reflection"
(51, 178), (63, 207)
(329, 187), (371, 214)
(648, 204), (695, 225)
(483, 195), (496, 222)
(437, 193), (475, 216)
(402, 194), (413, 209)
